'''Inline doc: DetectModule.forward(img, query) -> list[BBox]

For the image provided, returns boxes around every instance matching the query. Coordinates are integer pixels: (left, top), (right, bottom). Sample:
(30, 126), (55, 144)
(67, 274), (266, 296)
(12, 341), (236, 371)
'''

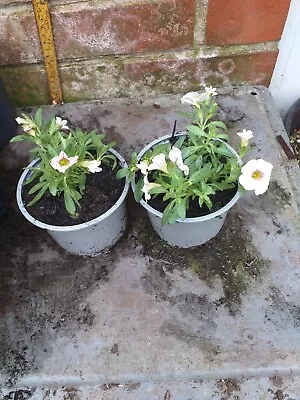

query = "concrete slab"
(0, 87), (300, 399)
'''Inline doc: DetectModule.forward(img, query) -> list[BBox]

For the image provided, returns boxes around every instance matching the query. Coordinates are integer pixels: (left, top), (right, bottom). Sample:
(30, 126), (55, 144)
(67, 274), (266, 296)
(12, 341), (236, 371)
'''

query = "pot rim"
(132, 132), (241, 224)
(17, 148), (130, 232)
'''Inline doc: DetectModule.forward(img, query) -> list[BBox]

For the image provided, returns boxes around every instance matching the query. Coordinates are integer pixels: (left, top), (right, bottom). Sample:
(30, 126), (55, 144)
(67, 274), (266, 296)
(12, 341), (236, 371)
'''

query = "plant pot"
(17, 148), (129, 256)
(284, 97), (300, 136)
(133, 133), (240, 248)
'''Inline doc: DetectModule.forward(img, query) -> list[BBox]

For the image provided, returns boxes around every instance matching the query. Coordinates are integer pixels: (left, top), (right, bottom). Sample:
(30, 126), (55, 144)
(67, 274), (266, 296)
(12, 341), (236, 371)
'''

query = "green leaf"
(28, 181), (47, 195)
(35, 108), (43, 128)
(49, 181), (58, 196)
(209, 120), (227, 130)
(213, 146), (234, 157)
(174, 136), (185, 148)
(186, 124), (207, 138)
(10, 135), (29, 143)
(189, 163), (212, 183)
(184, 154), (198, 166)
(46, 144), (58, 157)
(151, 142), (170, 156)
(203, 195), (213, 209)
(181, 146), (198, 159)
(176, 198), (186, 220)
(148, 186), (167, 195)
(162, 199), (176, 225)
(134, 177), (144, 202)
(64, 191), (76, 215)
(27, 184), (49, 206)
(200, 182), (215, 195)
(116, 168), (129, 179)
(131, 152), (138, 165)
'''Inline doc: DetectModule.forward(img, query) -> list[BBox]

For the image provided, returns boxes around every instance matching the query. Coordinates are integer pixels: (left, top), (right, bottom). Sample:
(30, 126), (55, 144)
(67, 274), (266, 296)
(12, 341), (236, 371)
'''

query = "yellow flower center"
(252, 170), (263, 179)
(59, 158), (69, 166)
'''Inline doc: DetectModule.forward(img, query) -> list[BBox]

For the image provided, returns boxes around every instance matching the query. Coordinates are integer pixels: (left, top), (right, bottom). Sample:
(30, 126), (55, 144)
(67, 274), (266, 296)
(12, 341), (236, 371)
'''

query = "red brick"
(206, 0), (291, 45)
(207, 51), (279, 87)
(52, 0), (195, 60)
(0, 10), (42, 66)
(125, 51), (278, 90)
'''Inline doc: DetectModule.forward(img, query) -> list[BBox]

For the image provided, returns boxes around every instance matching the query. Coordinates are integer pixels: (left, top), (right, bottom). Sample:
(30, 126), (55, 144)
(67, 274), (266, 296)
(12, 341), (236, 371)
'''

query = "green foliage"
(118, 90), (247, 225)
(12, 110), (116, 216)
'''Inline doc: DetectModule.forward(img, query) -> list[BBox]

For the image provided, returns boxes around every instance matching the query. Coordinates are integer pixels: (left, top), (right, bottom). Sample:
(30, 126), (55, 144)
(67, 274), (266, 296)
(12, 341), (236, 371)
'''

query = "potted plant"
(118, 87), (273, 248)
(12, 110), (129, 256)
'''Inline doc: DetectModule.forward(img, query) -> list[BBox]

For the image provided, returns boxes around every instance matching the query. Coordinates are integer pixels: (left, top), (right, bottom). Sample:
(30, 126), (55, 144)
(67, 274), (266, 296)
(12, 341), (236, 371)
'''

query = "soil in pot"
(22, 163), (124, 226)
(148, 186), (237, 218)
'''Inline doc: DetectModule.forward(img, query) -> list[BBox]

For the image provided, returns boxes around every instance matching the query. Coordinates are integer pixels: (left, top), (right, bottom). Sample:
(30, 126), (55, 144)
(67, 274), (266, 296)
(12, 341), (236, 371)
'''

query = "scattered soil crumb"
(110, 343), (119, 355)
(270, 375), (283, 387)
(164, 389), (171, 400)
(2, 389), (34, 400)
(274, 389), (284, 400)
(62, 387), (80, 400)
(125, 383), (140, 391)
(217, 378), (240, 399)
(100, 383), (120, 391)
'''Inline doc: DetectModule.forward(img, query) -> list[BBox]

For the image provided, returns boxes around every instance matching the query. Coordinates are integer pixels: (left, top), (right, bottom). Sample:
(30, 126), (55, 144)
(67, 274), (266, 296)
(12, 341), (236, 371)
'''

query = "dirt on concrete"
(0, 140), (269, 385)
(0, 148), (119, 385)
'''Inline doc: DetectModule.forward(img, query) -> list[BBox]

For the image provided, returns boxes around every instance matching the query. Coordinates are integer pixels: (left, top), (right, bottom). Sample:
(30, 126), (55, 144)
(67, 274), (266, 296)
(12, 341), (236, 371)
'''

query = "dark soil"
(22, 163), (124, 226)
(148, 186), (237, 218)
(290, 128), (300, 165)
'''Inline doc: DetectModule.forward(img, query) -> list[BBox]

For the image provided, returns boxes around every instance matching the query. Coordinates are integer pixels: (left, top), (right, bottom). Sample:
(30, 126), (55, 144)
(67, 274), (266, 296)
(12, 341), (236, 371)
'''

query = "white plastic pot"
(134, 133), (241, 248)
(17, 149), (129, 256)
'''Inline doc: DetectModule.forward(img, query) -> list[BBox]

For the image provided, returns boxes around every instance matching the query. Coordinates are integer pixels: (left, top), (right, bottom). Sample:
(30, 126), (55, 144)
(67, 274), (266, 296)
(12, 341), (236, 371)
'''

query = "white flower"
(181, 92), (207, 105)
(80, 160), (102, 173)
(141, 176), (161, 201)
(50, 150), (79, 173)
(148, 153), (168, 174)
(239, 159), (273, 195)
(16, 116), (36, 135)
(55, 116), (69, 130)
(205, 86), (217, 96)
(168, 147), (189, 176)
(179, 164), (189, 176)
(136, 160), (149, 175)
(16, 117), (25, 125)
(237, 129), (253, 147)
(168, 147), (183, 164)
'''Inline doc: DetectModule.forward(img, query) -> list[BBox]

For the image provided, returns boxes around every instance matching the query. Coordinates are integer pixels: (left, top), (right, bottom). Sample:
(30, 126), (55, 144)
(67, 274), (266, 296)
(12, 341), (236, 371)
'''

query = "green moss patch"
(133, 207), (268, 313)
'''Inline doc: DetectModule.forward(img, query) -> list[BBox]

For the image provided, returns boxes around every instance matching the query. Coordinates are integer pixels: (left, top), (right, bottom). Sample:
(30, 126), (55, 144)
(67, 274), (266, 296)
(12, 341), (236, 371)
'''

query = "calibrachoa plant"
(12, 110), (116, 216)
(117, 87), (273, 224)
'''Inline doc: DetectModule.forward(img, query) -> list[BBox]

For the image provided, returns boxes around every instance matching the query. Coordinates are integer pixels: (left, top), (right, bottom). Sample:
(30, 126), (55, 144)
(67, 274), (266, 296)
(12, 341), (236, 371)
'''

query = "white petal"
(254, 159), (273, 174)
(16, 117), (24, 125)
(241, 159), (259, 175)
(169, 147), (182, 163)
(179, 164), (189, 176)
(237, 129), (253, 141)
(148, 153), (168, 173)
(56, 116), (69, 130)
(239, 174), (257, 191)
(254, 181), (270, 195)
(136, 161), (149, 175)
(181, 92), (207, 105)
(205, 86), (217, 96)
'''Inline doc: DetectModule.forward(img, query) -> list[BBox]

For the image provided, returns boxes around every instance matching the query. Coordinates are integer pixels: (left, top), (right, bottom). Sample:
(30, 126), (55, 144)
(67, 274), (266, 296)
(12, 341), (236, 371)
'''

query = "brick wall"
(0, 0), (291, 106)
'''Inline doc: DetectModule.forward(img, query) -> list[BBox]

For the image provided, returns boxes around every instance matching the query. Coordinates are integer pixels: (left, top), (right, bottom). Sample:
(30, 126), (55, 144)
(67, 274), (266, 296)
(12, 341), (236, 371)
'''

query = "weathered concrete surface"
(0, 87), (300, 399)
